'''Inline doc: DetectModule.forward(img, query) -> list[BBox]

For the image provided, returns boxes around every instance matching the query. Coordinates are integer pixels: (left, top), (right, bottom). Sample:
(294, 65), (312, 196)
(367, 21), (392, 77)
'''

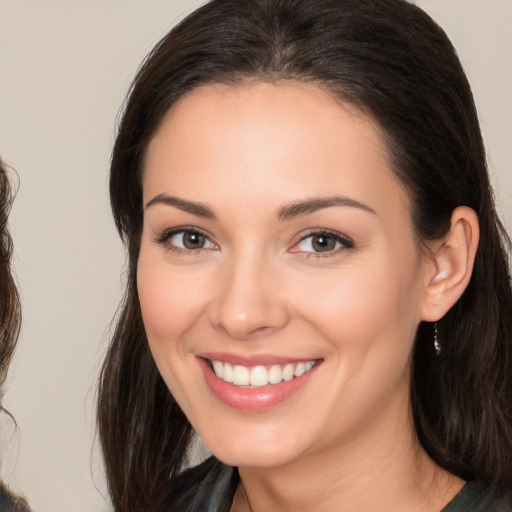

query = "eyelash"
(153, 227), (217, 255)
(291, 229), (354, 259)
(153, 227), (354, 257)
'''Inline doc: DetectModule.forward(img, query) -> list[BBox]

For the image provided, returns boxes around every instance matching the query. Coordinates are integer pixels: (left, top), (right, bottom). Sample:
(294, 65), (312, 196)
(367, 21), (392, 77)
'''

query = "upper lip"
(197, 351), (320, 367)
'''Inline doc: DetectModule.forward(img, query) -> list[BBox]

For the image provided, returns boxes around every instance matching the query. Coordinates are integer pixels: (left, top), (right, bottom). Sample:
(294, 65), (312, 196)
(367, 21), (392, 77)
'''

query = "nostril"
(207, 268), (290, 339)
(247, 325), (281, 338)
(212, 320), (278, 340)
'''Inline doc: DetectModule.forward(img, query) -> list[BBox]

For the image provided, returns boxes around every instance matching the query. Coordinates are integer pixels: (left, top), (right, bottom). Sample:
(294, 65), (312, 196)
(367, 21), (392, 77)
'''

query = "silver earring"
(434, 323), (441, 355)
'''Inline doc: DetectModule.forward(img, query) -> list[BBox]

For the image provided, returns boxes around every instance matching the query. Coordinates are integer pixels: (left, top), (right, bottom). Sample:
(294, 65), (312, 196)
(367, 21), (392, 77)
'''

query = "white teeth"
(282, 364), (294, 381)
(268, 365), (282, 385)
(294, 362), (306, 377)
(223, 363), (234, 383)
(211, 359), (317, 387)
(249, 366), (268, 387)
(212, 360), (224, 379)
(233, 365), (250, 386)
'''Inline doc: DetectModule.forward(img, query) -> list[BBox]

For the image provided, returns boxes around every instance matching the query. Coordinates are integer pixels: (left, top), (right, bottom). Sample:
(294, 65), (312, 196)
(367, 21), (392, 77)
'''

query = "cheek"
(289, 255), (423, 353)
(137, 253), (208, 350)
(136, 251), (210, 418)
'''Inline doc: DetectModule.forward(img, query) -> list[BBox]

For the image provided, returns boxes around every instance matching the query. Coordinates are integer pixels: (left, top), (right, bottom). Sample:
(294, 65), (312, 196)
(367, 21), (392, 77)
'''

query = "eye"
(291, 230), (353, 255)
(155, 228), (217, 252)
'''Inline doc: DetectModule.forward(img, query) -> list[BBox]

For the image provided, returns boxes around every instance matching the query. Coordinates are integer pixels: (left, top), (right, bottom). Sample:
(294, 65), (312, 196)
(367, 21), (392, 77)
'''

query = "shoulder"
(165, 456), (238, 512)
(443, 481), (512, 512)
(0, 482), (31, 512)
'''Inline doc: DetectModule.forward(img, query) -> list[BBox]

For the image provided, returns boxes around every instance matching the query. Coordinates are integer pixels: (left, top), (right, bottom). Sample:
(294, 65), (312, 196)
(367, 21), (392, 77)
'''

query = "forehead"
(143, 82), (410, 218)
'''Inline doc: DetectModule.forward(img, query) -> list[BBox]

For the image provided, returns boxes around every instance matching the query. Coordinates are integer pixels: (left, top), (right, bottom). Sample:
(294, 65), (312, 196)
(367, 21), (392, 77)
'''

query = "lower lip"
(198, 358), (320, 412)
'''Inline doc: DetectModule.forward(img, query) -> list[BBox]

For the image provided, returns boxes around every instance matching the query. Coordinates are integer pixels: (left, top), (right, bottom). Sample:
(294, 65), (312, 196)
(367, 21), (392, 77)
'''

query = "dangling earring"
(434, 323), (441, 356)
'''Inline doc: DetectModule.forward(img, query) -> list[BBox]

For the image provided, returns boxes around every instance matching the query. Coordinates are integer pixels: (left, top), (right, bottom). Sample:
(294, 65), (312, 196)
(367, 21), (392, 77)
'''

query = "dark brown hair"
(98, 1), (512, 510)
(0, 158), (21, 401)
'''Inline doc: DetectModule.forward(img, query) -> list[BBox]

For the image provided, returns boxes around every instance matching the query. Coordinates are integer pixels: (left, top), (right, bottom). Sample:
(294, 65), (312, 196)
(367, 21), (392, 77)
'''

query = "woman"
(0, 158), (31, 511)
(98, 0), (512, 510)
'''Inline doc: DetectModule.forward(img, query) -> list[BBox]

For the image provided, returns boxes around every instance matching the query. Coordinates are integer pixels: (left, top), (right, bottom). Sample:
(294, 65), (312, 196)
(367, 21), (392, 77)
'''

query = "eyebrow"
(145, 193), (376, 221)
(145, 194), (216, 219)
(276, 196), (376, 220)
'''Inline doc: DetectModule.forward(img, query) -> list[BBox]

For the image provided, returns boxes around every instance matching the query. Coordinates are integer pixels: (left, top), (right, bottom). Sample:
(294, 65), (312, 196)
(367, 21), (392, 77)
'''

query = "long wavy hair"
(0, 158), (21, 402)
(98, 1), (512, 510)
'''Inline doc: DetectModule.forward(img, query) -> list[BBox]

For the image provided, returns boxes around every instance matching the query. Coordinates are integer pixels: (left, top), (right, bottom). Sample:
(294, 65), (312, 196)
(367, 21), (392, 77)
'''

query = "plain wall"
(0, 2), (510, 511)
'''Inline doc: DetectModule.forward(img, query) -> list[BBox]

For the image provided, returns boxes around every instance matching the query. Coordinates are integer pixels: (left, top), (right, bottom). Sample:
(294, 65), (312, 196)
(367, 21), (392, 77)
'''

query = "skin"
(138, 82), (471, 511)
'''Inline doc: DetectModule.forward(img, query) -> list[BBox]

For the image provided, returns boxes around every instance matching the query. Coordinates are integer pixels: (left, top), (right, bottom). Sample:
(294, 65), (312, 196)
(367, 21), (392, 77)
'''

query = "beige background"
(0, 1), (510, 511)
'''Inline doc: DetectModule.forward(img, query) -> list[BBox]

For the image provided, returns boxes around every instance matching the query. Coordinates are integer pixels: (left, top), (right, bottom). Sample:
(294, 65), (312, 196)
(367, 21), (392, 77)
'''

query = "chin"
(199, 422), (308, 469)
(212, 445), (298, 469)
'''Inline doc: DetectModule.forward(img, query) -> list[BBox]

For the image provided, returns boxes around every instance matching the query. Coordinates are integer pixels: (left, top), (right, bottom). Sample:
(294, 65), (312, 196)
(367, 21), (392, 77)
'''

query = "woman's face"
(138, 83), (433, 468)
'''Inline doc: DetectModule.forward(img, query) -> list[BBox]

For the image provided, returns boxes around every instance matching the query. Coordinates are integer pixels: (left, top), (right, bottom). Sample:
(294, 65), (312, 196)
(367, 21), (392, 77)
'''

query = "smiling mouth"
(208, 359), (318, 388)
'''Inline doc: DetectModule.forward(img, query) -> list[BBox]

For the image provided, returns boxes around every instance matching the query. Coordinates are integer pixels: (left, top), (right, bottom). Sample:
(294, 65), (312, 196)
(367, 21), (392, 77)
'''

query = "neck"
(232, 389), (463, 512)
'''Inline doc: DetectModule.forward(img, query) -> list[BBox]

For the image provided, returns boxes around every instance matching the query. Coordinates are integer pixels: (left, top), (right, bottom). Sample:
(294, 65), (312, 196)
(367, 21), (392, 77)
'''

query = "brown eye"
(182, 232), (207, 249)
(294, 231), (353, 255)
(157, 229), (216, 251)
(311, 234), (337, 252)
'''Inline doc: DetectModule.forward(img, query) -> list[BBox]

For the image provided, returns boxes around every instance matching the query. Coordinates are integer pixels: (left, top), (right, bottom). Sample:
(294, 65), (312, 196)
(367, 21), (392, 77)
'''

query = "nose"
(208, 251), (289, 340)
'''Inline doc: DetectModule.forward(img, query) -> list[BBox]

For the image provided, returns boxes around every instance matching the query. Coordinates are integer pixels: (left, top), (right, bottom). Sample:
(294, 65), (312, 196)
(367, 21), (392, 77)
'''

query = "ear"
(420, 206), (479, 322)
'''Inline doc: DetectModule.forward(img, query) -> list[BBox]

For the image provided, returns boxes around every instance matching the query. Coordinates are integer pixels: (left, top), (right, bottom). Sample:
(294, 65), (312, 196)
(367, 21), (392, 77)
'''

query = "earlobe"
(420, 206), (480, 322)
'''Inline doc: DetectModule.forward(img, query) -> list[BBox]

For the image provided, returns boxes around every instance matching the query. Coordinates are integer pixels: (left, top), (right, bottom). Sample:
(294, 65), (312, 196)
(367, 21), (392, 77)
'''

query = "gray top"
(442, 481), (512, 512)
(168, 457), (512, 512)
